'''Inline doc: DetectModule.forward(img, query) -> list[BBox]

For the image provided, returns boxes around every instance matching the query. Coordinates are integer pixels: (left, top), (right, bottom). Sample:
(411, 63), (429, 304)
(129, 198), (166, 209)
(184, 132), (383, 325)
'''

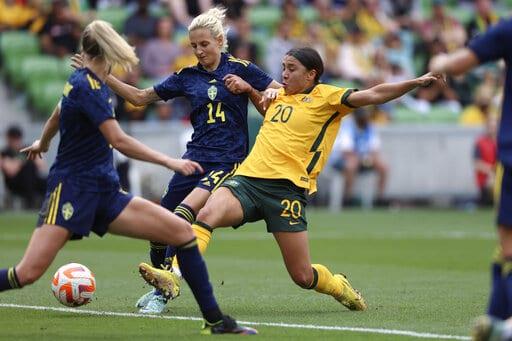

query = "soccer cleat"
(201, 315), (258, 335)
(139, 293), (168, 314)
(472, 315), (512, 341)
(138, 262), (181, 300)
(333, 273), (367, 311)
(135, 289), (155, 308)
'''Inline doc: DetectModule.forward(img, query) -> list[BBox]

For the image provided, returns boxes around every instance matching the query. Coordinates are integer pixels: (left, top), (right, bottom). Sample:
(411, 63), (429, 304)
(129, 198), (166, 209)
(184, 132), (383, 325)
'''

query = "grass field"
(0, 209), (497, 340)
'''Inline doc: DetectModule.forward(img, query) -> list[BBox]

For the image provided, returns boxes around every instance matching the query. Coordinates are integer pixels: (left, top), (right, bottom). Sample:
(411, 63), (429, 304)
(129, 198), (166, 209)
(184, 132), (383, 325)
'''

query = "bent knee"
(290, 271), (314, 289)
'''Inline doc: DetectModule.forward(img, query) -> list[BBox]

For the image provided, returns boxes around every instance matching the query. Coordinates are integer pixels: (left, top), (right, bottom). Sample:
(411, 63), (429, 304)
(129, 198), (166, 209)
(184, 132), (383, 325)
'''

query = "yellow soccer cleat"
(333, 273), (367, 311)
(138, 262), (181, 300)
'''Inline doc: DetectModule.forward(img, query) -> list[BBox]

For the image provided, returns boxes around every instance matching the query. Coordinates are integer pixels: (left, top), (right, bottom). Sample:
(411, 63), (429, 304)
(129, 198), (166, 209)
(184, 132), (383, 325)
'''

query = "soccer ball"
(51, 263), (96, 307)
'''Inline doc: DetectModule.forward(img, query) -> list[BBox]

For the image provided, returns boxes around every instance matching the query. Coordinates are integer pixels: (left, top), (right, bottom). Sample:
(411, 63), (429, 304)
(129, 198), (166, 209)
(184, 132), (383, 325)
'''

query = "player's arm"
(224, 75), (281, 115)
(429, 49), (480, 76)
(98, 119), (203, 175)
(21, 103), (61, 160)
(345, 73), (441, 108)
(105, 75), (160, 106)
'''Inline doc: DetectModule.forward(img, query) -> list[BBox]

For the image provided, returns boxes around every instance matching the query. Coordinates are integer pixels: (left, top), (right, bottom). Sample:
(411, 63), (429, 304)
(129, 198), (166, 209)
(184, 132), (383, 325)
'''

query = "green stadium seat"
(299, 6), (318, 23)
(29, 79), (64, 117)
(19, 56), (61, 88)
(392, 104), (459, 123)
(0, 31), (39, 58)
(248, 6), (281, 30)
(97, 7), (130, 32)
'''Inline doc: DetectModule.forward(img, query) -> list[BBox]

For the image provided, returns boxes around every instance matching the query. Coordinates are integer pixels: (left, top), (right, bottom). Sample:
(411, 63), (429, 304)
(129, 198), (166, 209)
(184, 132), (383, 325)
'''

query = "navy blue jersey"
(50, 68), (119, 191)
(154, 53), (273, 163)
(469, 18), (512, 167)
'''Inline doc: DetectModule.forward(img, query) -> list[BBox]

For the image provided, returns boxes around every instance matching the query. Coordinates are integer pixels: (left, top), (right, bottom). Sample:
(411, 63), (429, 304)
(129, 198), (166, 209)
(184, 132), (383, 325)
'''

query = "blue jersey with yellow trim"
(50, 68), (119, 192)
(469, 17), (512, 167)
(154, 53), (273, 163)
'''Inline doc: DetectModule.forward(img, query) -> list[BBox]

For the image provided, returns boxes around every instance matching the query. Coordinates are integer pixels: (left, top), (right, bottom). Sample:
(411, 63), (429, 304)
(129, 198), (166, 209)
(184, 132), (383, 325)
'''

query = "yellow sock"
(311, 264), (343, 298)
(172, 223), (213, 270)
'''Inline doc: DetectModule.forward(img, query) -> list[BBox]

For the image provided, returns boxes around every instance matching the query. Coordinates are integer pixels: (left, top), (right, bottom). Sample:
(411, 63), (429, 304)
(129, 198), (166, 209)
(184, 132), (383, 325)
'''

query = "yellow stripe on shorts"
(49, 183), (62, 225)
(494, 163), (504, 207)
(213, 163), (239, 192)
(45, 191), (56, 224)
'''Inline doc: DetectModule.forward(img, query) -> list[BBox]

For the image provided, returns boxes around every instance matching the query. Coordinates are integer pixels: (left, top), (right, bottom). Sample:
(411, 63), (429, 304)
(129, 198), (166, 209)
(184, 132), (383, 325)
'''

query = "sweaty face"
(281, 55), (315, 95)
(189, 28), (223, 70)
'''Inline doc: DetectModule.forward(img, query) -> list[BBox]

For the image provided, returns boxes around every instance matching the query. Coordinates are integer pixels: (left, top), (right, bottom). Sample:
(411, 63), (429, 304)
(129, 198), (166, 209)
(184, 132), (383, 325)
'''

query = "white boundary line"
(0, 303), (470, 340)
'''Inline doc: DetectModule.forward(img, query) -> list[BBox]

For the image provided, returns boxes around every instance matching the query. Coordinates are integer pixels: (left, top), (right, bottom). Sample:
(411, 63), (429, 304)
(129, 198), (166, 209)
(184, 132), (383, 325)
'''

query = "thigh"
(273, 231), (312, 277)
(497, 164), (512, 228)
(161, 172), (202, 211)
(261, 182), (308, 233)
(181, 187), (211, 213)
(197, 187), (245, 228)
(219, 176), (262, 227)
(108, 196), (194, 246)
(16, 224), (71, 282)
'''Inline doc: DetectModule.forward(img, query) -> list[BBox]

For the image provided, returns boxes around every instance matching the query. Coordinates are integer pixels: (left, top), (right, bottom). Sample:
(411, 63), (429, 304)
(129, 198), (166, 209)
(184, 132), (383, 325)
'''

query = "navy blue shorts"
(497, 164), (512, 227)
(160, 162), (239, 211)
(36, 177), (133, 239)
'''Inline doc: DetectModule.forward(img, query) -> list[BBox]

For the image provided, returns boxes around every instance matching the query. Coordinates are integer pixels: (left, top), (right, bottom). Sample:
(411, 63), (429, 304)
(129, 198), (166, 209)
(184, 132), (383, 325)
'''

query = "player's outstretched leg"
(312, 264), (367, 311)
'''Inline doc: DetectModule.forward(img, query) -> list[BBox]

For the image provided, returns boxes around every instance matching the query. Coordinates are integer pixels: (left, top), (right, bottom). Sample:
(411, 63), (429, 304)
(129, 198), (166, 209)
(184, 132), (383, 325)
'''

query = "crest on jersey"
(208, 85), (217, 100)
(62, 202), (74, 221)
(302, 96), (312, 103)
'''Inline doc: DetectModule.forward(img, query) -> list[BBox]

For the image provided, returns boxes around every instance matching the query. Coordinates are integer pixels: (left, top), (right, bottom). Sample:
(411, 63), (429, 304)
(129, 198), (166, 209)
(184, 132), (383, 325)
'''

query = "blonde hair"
(81, 20), (139, 72)
(188, 7), (228, 52)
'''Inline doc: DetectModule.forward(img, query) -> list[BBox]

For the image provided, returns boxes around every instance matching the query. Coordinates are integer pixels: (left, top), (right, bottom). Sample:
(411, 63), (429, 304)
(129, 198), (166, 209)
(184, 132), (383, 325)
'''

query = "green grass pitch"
(0, 209), (496, 340)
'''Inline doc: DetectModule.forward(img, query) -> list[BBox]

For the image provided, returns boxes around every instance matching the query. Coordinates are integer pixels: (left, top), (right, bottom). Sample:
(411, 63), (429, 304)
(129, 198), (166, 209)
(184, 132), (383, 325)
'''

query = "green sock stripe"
(8, 267), (20, 289)
(307, 267), (319, 290)
(194, 221), (213, 232)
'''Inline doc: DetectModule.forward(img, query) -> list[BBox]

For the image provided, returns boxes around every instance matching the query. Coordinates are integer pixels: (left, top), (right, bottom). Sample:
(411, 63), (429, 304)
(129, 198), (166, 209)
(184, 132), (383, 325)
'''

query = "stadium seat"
(18, 56), (61, 88)
(29, 79), (64, 117)
(0, 31), (39, 59)
(97, 7), (130, 32)
(248, 6), (281, 30)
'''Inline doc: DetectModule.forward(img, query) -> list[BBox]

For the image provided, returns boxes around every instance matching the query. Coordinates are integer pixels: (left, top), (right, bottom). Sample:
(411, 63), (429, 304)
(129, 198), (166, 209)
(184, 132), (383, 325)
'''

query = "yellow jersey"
(236, 84), (355, 193)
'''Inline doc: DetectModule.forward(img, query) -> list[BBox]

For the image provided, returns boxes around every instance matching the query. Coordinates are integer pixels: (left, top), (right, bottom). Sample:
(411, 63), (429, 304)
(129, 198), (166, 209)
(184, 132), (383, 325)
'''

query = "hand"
(70, 53), (84, 70)
(416, 72), (444, 87)
(260, 88), (279, 110)
(166, 158), (204, 176)
(223, 74), (252, 95)
(20, 139), (48, 161)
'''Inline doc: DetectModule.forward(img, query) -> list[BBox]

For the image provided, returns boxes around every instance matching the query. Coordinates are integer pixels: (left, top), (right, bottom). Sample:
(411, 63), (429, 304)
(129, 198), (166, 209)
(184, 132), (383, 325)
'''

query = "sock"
(176, 238), (222, 324)
(0, 267), (21, 291)
(192, 221), (213, 254)
(164, 204), (197, 270)
(149, 241), (167, 269)
(502, 257), (512, 317)
(488, 262), (508, 319)
(310, 264), (343, 298)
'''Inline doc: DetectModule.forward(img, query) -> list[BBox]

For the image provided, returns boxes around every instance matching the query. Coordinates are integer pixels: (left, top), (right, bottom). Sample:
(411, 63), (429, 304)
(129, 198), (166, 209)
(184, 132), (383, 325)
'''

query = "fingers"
(191, 161), (204, 173)
(20, 146), (30, 153)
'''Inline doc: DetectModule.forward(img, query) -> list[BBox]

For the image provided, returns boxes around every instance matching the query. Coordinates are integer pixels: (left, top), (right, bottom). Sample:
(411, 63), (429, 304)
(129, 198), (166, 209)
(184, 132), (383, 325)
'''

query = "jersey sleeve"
(240, 62), (273, 91)
(468, 19), (511, 63)
(153, 72), (184, 100)
(325, 86), (357, 115)
(80, 83), (114, 127)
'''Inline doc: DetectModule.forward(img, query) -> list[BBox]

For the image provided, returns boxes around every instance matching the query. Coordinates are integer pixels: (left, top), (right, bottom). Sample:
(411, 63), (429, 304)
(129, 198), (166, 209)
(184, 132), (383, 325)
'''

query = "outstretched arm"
(99, 119), (203, 176)
(429, 49), (480, 76)
(105, 75), (161, 106)
(21, 103), (61, 160)
(346, 73), (441, 108)
(223, 75), (281, 115)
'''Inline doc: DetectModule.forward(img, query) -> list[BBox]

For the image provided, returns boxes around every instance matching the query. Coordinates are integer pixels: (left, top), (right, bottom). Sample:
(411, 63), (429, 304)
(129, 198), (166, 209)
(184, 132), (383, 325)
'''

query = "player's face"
(189, 28), (223, 70)
(281, 55), (316, 95)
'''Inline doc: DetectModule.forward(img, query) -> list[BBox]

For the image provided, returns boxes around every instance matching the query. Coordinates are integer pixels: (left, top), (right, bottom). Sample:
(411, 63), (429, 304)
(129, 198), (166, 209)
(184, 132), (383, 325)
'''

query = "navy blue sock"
(488, 262), (508, 319)
(176, 238), (222, 323)
(164, 204), (196, 268)
(149, 241), (167, 269)
(502, 259), (512, 318)
(0, 267), (21, 291)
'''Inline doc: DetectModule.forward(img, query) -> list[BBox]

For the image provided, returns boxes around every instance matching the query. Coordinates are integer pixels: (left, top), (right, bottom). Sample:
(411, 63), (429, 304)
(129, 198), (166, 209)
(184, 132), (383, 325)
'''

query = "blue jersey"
(154, 53), (273, 163)
(469, 18), (512, 167)
(50, 68), (119, 191)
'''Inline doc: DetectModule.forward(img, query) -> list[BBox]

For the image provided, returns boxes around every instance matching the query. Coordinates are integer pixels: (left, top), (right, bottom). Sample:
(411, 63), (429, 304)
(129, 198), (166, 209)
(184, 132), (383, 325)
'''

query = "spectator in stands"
(148, 101), (173, 121)
(39, 0), (81, 58)
(228, 15), (258, 63)
(114, 66), (148, 121)
(313, 0), (347, 45)
(418, 0), (466, 53)
(466, 0), (499, 40)
(0, 0), (40, 32)
(123, 0), (158, 47)
(356, 0), (397, 41)
(459, 84), (496, 126)
(381, 0), (421, 30)
(330, 107), (388, 206)
(140, 16), (180, 79)
(281, 0), (305, 39)
(474, 115), (498, 207)
(265, 19), (294, 80)
(0, 125), (46, 208)
(336, 25), (375, 84)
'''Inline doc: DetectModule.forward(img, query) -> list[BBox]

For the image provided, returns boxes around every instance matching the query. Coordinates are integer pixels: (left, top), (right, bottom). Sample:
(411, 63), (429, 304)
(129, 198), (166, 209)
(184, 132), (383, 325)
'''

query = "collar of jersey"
(83, 67), (104, 84)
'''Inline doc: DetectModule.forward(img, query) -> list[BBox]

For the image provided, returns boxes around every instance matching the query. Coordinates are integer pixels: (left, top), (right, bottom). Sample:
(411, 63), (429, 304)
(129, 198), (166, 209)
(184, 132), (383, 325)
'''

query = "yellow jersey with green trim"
(235, 84), (355, 193)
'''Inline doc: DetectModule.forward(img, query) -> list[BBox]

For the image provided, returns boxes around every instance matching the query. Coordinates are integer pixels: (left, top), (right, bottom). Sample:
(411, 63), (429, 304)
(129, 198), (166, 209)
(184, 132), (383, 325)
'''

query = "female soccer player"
(429, 18), (512, 341)
(0, 20), (256, 335)
(72, 7), (279, 313)
(140, 47), (441, 310)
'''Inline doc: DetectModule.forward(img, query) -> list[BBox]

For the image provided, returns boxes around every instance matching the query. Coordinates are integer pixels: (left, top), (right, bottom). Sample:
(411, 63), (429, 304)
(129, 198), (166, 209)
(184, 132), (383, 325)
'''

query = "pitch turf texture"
(0, 209), (495, 340)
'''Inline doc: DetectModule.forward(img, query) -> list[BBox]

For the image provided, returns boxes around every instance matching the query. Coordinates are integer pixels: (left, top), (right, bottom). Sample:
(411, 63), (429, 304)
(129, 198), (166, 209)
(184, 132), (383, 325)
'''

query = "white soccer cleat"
(139, 294), (168, 314)
(135, 289), (155, 308)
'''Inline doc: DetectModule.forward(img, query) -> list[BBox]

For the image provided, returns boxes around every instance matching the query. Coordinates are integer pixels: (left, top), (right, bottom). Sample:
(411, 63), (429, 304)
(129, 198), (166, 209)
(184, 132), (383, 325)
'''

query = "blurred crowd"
(0, 0), (509, 125)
